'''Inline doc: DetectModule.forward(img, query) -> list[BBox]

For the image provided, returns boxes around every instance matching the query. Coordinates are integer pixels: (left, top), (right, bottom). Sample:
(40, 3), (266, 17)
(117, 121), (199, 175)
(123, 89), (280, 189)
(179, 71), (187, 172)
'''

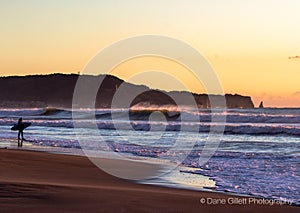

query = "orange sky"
(0, 0), (300, 107)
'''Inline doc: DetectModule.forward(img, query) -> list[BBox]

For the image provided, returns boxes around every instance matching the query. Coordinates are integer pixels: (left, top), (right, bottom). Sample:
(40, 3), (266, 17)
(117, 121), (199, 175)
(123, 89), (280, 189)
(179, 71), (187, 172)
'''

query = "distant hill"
(0, 74), (254, 108)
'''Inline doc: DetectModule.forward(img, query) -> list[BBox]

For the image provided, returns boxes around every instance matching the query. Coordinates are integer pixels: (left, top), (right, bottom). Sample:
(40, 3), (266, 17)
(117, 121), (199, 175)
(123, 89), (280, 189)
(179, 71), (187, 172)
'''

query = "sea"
(0, 107), (299, 205)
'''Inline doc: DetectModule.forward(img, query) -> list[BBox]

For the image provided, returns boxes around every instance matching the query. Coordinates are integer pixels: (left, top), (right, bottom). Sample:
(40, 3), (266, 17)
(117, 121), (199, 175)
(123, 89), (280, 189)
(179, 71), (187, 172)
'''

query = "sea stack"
(259, 101), (264, 108)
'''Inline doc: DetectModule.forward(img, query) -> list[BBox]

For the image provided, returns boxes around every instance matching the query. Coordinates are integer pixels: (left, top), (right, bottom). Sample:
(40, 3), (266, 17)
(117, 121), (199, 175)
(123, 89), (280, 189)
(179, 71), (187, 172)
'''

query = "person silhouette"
(17, 117), (25, 147)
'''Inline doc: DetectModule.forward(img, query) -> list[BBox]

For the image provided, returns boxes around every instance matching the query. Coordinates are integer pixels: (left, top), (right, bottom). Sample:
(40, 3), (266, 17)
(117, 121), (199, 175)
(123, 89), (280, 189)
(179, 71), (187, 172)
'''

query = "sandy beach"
(0, 148), (297, 212)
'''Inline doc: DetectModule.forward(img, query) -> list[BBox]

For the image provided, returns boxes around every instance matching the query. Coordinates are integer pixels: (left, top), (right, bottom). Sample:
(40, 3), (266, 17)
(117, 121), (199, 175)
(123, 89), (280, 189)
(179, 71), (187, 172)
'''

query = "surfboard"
(11, 122), (31, 131)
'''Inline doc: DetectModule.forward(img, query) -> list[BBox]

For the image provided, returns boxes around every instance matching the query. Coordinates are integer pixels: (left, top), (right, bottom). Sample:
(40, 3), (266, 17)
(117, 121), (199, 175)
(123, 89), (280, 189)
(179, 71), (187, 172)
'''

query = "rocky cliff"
(0, 74), (254, 109)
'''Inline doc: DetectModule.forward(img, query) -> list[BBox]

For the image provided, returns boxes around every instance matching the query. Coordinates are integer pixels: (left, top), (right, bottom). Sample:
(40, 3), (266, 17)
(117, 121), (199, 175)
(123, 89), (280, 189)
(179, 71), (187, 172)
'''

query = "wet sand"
(0, 149), (298, 212)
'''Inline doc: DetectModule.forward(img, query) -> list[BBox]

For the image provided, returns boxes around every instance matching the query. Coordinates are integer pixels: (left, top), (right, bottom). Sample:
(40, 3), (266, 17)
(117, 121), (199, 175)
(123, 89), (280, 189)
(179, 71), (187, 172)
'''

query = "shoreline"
(1, 142), (300, 206)
(0, 143), (217, 190)
(0, 148), (298, 212)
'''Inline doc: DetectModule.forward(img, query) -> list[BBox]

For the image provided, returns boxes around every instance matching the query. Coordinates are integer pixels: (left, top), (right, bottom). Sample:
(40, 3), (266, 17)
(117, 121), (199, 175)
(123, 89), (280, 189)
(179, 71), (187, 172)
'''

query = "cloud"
(288, 56), (300, 59)
(292, 91), (300, 96)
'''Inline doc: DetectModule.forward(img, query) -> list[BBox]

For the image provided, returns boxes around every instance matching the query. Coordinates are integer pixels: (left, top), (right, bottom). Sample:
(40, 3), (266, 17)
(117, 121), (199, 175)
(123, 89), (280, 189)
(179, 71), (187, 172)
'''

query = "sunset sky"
(1, 0), (300, 107)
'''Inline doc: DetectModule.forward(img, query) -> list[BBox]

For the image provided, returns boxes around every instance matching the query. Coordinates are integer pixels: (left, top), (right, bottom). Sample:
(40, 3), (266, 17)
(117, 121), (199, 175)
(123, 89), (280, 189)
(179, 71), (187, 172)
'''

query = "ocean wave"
(0, 107), (71, 118)
(1, 108), (300, 136)
(1, 119), (300, 136)
(180, 151), (300, 205)
(40, 107), (70, 116)
(2, 107), (300, 124)
(98, 122), (300, 136)
(0, 108), (45, 117)
(107, 141), (167, 158)
(102, 108), (300, 124)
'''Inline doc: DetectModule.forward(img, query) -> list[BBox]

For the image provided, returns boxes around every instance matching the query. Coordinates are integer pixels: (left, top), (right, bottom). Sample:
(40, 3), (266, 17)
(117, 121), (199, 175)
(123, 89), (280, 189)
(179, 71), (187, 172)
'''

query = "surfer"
(11, 118), (31, 146)
(17, 117), (25, 147)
